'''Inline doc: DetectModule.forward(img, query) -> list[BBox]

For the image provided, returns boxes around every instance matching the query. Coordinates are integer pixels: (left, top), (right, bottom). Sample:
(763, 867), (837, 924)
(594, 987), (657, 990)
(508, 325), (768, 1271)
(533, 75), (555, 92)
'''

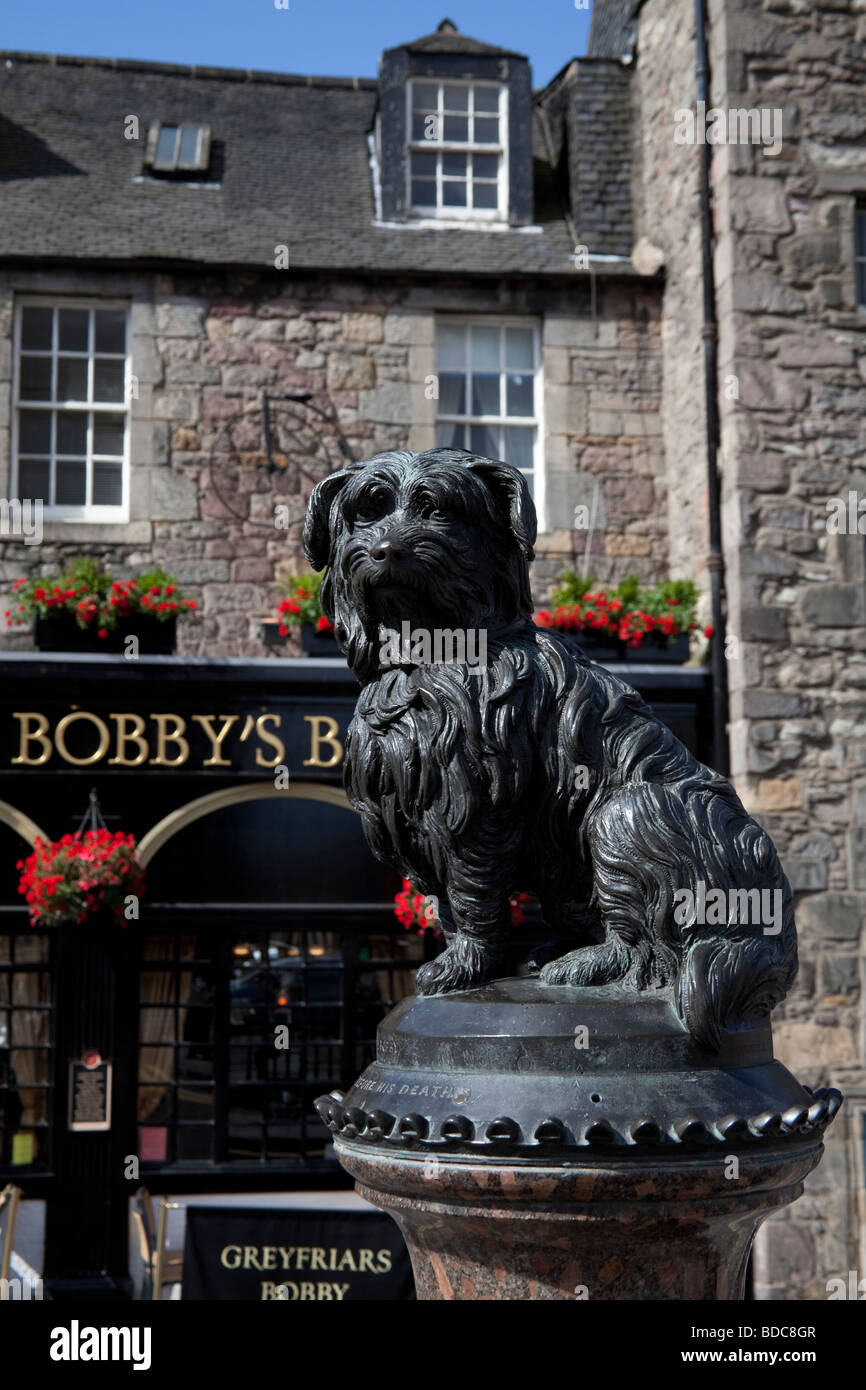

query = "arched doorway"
(132, 786), (427, 1172)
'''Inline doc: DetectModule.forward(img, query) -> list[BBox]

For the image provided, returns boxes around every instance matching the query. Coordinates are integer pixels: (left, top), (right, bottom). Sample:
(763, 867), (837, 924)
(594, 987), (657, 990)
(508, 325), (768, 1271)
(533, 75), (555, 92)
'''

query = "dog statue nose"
(371, 539), (403, 562)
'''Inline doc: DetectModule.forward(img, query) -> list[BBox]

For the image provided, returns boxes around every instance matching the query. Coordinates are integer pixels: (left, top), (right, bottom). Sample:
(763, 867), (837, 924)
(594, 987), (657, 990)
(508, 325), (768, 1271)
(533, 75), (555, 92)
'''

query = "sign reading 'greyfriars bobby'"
(181, 1208), (414, 1301)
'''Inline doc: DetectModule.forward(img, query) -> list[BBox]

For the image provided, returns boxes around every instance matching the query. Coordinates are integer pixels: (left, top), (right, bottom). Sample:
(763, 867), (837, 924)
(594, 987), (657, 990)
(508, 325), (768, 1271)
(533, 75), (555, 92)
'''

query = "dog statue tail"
(674, 797), (798, 1052)
(589, 779), (798, 1052)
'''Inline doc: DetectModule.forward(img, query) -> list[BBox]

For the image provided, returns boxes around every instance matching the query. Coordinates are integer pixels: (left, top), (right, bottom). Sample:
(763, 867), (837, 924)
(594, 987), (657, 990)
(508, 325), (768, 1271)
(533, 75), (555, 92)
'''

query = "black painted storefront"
(0, 652), (712, 1298)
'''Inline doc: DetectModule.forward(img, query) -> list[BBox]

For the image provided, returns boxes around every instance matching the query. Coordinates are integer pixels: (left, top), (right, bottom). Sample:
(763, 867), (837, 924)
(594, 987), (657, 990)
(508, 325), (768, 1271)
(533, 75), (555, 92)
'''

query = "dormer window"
(407, 79), (505, 218)
(144, 123), (211, 176)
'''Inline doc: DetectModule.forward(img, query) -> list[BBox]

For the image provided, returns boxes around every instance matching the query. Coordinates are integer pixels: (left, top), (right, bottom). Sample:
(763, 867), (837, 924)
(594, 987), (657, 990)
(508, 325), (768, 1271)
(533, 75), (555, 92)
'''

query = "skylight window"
(145, 123), (212, 176)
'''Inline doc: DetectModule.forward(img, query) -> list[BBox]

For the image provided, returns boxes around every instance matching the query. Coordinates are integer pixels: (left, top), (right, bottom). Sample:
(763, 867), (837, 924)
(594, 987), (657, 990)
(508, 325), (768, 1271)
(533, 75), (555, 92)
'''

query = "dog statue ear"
(303, 468), (358, 571)
(464, 457), (537, 560)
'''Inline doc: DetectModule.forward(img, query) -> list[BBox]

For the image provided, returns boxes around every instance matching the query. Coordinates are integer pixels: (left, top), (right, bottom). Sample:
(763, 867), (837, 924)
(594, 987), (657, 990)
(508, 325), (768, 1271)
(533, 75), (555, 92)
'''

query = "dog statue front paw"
(415, 939), (498, 995)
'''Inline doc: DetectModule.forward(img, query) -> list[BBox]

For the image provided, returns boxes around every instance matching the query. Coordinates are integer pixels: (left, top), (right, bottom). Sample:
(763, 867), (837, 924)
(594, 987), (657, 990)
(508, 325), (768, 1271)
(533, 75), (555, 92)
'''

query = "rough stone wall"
(0, 270), (667, 653)
(709, 0), (866, 1300)
(629, 0), (715, 622)
(634, 0), (866, 1299)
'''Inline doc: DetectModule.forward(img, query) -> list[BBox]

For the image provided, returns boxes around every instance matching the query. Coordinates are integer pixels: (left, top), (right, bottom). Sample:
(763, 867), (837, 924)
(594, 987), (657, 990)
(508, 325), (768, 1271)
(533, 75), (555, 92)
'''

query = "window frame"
(405, 78), (508, 222)
(434, 315), (545, 530)
(134, 907), (430, 1172)
(145, 123), (212, 175)
(12, 297), (132, 523)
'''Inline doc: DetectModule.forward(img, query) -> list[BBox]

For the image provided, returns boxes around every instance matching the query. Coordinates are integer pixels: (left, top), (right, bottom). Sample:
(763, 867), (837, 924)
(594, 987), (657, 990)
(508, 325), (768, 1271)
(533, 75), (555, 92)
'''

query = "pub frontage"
(0, 648), (711, 1298)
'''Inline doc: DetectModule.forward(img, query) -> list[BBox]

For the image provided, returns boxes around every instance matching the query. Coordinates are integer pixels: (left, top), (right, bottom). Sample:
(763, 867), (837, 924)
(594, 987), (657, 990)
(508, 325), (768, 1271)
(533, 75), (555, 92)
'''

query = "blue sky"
(0, 0), (592, 89)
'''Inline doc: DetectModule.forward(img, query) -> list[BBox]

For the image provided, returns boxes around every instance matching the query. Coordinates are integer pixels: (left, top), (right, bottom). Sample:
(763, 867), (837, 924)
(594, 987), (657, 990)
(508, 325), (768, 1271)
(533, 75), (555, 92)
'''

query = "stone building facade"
(0, 5), (864, 1299)
(601, 0), (866, 1300)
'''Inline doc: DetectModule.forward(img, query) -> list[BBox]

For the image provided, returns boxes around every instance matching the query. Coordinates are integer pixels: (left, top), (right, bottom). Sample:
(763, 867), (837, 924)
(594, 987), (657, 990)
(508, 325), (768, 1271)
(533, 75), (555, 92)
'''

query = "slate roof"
(0, 28), (635, 276)
(587, 0), (640, 60)
(399, 18), (526, 60)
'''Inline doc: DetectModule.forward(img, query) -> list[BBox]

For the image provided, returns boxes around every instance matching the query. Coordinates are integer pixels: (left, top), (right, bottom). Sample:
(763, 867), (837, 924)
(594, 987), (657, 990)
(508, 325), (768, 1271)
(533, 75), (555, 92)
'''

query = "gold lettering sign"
(55, 711), (111, 767)
(11, 712), (52, 766)
(255, 714), (285, 769)
(303, 716), (343, 768)
(9, 708), (345, 771)
(108, 712), (149, 767)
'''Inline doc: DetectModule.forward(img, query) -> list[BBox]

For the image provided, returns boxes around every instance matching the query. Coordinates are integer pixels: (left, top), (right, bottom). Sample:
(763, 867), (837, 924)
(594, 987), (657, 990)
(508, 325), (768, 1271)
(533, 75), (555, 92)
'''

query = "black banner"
(181, 1206), (415, 1301)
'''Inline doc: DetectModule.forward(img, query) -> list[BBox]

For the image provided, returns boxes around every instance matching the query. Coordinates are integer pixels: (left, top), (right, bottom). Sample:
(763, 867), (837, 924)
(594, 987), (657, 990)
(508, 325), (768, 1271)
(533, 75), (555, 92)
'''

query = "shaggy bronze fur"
(304, 447), (797, 1051)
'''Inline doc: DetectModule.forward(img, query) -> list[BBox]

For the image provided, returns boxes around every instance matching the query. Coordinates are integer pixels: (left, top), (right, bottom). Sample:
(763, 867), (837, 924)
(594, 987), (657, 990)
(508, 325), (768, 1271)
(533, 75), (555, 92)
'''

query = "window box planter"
(35, 614), (177, 655)
(299, 623), (341, 658)
(576, 631), (691, 665)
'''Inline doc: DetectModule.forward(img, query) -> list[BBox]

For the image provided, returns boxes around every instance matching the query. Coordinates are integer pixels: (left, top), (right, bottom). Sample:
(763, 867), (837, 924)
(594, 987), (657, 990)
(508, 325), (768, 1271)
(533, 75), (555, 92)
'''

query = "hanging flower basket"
(16, 829), (145, 927)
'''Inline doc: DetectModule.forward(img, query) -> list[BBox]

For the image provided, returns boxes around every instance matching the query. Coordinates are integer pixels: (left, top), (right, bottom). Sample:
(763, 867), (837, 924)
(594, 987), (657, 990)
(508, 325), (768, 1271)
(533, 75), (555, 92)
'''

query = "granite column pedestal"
(317, 979), (842, 1302)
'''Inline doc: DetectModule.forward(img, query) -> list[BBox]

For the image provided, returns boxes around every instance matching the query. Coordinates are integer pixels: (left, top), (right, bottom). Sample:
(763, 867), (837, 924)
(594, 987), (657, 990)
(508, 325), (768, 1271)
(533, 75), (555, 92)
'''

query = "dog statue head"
(303, 448), (537, 682)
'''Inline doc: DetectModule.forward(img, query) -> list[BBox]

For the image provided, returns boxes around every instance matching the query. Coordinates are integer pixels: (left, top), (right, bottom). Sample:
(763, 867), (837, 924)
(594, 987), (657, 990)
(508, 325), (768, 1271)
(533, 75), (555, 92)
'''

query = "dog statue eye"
(354, 493), (390, 523)
(420, 503), (450, 523)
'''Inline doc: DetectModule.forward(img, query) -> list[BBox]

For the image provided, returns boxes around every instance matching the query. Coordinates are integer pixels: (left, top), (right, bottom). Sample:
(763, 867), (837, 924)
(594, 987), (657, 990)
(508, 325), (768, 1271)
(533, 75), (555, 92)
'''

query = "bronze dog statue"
(304, 447), (797, 1051)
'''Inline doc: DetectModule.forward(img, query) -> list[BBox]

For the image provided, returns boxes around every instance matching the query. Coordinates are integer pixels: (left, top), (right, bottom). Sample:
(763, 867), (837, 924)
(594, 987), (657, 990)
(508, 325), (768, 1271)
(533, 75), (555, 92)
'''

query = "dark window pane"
(55, 460), (86, 505)
(504, 426), (534, 472)
(12, 971), (49, 1006)
(856, 210), (866, 257)
(19, 356), (52, 400)
(93, 358), (125, 402)
(473, 182), (499, 209)
(471, 373), (500, 415)
(411, 180), (436, 206)
(470, 326), (500, 371)
(473, 153), (498, 180)
(58, 308), (89, 351)
(178, 1047), (213, 1080)
(56, 411), (87, 455)
(857, 257), (866, 309)
(435, 421), (464, 449)
(154, 125), (178, 168)
(178, 1087), (213, 1120)
(505, 327), (534, 371)
(410, 150), (436, 178)
(443, 84), (469, 111)
(92, 464), (122, 507)
(437, 373), (465, 414)
(140, 1007), (175, 1043)
(412, 81), (437, 111)
(506, 374), (534, 417)
(443, 115), (469, 143)
(436, 323), (466, 369)
(93, 413), (124, 455)
(470, 424), (499, 457)
(19, 411), (51, 453)
(175, 1127), (212, 1161)
(139, 1046), (174, 1083)
(21, 307), (52, 350)
(57, 357), (88, 400)
(178, 127), (201, 168)
(442, 181), (467, 207)
(442, 152), (468, 178)
(17, 459), (50, 500)
(94, 310), (126, 354)
(474, 86), (500, 113)
(474, 116), (500, 144)
(17, 1090), (47, 1124)
(11, 1050), (48, 1084)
